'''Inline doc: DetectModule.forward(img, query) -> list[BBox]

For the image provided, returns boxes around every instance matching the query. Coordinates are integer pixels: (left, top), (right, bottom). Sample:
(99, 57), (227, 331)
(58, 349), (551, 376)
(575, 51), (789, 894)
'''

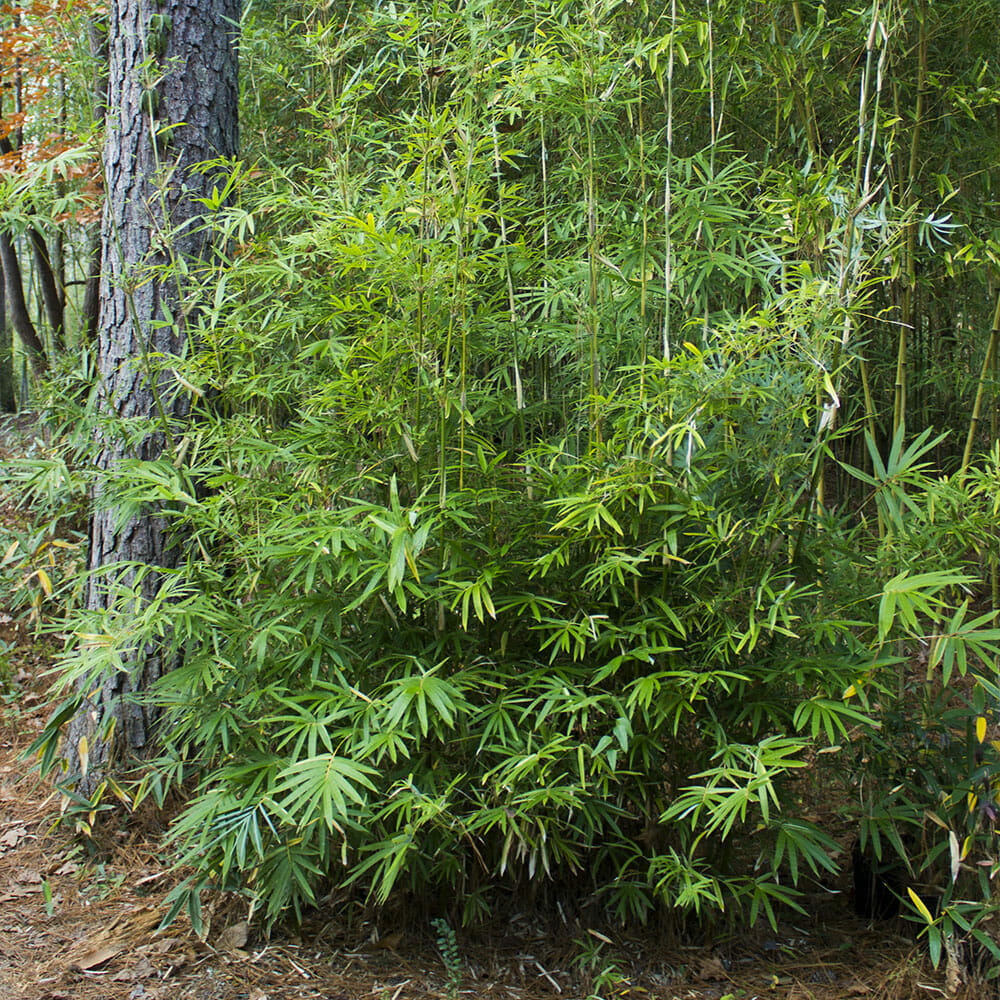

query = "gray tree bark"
(65, 0), (239, 793)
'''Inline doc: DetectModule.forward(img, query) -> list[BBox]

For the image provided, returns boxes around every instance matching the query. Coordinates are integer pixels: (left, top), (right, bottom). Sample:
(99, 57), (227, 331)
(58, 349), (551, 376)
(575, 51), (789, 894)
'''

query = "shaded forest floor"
(0, 417), (979, 1000)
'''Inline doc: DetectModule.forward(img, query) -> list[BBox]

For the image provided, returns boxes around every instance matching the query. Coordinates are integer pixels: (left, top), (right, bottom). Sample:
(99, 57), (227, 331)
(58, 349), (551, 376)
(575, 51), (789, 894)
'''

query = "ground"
(0, 418), (980, 1000)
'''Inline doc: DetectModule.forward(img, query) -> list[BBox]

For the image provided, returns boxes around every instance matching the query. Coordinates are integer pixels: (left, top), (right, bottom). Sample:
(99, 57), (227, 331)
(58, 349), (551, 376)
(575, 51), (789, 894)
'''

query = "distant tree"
(64, 0), (239, 793)
(0, 275), (14, 412)
(0, 0), (92, 371)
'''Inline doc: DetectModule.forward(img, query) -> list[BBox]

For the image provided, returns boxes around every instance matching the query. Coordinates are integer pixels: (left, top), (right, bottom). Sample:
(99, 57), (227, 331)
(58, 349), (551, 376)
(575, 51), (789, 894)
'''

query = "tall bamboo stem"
(893, 0), (926, 437)
(959, 290), (1000, 477)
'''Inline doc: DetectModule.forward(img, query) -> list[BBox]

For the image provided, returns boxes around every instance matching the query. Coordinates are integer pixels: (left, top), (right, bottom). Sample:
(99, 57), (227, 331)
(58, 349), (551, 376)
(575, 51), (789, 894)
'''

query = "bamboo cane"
(959, 290), (1000, 477)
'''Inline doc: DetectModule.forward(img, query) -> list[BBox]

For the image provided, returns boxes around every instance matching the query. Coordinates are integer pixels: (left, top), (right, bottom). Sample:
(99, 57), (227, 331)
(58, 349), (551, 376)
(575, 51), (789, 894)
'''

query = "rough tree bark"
(65, 0), (239, 793)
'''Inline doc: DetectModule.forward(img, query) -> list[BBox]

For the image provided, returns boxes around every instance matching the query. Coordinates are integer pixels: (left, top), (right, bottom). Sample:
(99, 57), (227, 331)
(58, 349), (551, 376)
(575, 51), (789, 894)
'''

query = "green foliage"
(17, 0), (1000, 975)
(432, 918), (462, 1000)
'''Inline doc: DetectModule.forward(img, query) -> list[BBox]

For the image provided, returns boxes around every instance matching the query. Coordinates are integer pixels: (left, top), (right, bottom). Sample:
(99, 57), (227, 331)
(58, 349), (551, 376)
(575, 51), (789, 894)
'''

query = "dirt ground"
(0, 417), (981, 1000)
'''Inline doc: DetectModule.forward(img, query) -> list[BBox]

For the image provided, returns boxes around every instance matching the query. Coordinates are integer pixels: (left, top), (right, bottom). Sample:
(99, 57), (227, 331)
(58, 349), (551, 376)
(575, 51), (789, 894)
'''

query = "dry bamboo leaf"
(1, 825), (26, 847)
(369, 931), (402, 951)
(73, 942), (122, 971)
(694, 956), (728, 981)
(216, 920), (250, 952)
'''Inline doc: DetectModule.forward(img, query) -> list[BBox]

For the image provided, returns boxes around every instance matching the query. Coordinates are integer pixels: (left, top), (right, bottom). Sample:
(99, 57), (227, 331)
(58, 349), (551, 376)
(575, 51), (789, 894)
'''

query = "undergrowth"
(8, 0), (1000, 980)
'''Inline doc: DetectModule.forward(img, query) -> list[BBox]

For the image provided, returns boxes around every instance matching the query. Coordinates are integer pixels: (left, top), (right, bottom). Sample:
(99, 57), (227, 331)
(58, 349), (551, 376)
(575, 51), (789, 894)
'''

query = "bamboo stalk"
(893, 0), (927, 437)
(959, 290), (1000, 477)
(662, 0), (675, 367)
(791, 1), (821, 162)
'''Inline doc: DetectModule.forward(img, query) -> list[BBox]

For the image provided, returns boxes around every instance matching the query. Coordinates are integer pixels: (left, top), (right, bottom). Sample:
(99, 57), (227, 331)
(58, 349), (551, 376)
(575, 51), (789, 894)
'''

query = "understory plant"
(13, 0), (1000, 969)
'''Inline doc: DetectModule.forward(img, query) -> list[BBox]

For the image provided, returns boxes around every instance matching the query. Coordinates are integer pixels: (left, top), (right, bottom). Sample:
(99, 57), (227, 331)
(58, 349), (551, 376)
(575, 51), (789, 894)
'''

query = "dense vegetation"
(5, 0), (1000, 976)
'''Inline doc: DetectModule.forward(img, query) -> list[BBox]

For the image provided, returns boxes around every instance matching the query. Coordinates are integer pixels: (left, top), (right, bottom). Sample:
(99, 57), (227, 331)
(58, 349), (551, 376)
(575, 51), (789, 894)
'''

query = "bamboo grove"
(5, 0), (1000, 969)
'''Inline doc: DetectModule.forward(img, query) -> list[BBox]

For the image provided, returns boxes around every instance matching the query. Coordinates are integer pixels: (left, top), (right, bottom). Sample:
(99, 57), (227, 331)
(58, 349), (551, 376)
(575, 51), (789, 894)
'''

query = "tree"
(0, 1), (73, 374)
(64, 0), (239, 793)
(0, 273), (14, 412)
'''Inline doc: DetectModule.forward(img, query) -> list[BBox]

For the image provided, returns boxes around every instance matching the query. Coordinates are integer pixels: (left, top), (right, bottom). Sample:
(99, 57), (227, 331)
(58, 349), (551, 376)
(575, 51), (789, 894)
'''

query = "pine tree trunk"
(65, 0), (239, 793)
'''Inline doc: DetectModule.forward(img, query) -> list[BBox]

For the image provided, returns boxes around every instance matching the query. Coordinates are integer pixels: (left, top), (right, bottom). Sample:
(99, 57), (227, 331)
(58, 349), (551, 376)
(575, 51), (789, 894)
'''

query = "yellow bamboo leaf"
(977, 716), (988, 743)
(968, 791), (978, 814)
(2, 540), (18, 565)
(79, 736), (89, 778)
(908, 887), (934, 924)
(924, 810), (949, 830)
(843, 684), (857, 699)
(962, 835), (972, 861)
(36, 569), (53, 596)
(106, 777), (133, 808)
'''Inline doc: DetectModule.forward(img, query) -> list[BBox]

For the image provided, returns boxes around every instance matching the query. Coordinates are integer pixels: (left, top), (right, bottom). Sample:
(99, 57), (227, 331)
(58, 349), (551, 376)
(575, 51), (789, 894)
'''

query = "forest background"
(2, 0), (1000, 985)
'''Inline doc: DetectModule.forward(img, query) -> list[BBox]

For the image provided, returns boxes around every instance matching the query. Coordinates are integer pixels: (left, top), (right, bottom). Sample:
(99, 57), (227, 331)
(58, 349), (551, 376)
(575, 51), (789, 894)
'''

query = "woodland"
(2, 0), (1000, 995)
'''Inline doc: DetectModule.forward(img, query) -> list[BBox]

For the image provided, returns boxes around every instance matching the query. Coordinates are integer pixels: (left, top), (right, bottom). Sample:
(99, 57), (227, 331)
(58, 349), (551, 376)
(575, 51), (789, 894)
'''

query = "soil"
(0, 417), (980, 1000)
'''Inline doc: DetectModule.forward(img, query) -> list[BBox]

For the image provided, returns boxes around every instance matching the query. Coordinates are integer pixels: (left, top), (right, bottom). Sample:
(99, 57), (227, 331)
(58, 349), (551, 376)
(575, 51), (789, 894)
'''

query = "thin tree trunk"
(0, 18), (47, 374)
(80, 12), (109, 347)
(28, 226), (65, 352)
(80, 231), (102, 343)
(959, 290), (1000, 477)
(0, 270), (15, 413)
(893, 0), (927, 436)
(0, 232), (48, 373)
(64, 0), (239, 793)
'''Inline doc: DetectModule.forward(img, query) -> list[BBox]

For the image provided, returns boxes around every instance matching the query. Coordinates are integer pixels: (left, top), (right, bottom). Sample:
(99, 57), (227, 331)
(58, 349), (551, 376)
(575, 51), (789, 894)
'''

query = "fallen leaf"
(73, 943), (122, 971)
(694, 956), (728, 981)
(150, 936), (180, 955)
(0, 885), (38, 901)
(1, 826), (26, 848)
(216, 920), (249, 952)
(370, 931), (402, 951)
